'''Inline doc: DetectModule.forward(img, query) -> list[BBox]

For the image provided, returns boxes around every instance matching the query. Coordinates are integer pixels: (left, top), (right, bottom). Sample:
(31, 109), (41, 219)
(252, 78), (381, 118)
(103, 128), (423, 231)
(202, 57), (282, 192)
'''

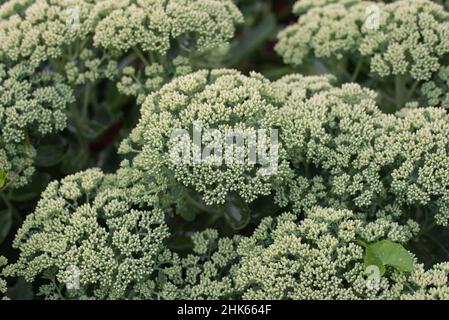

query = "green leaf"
(6, 278), (33, 300)
(167, 235), (193, 252)
(60, 149), (90, 175)
(0, 170), (7, 188)
(364, 246), (386, 276)
(364, 240), (414, 275)
(79, 103), (116, 139)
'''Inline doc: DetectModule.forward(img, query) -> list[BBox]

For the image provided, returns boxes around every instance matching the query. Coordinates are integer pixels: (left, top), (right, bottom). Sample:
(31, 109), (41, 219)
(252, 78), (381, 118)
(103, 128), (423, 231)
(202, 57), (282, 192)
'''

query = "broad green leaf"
(5, 278), (33, 300)
(364, 247), (386, 276)
(364, 240), (414, 275)
(80, 120), (109, 139)
(60, 149), (90, 175)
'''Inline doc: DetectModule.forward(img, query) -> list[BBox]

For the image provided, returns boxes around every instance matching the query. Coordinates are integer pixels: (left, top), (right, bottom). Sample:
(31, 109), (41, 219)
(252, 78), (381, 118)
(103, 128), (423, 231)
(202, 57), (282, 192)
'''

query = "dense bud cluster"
(229, 208), (449, 300)
(276, 83), (449, 229)
(0, 62), (74, 187)
(120, 69), (291, 205)
(9, 178), (449, 300)
(161, 207), (449, 299)
(0, 0), (242, 66)
(0, 0), (242, 188)
(4, 169), (170, 299)
(160, 229), (239, 299)
(276, 0), (449, 110)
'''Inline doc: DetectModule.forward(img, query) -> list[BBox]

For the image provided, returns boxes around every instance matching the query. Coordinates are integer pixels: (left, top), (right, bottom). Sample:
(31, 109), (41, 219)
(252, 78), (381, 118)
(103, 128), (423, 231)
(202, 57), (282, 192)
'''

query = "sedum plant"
(0, 0), (243, 189)
(277, 83), (449, 230)
(276, 0), (449, 112)
(5, 168), (170, 299)
(9, 180), (449, 300)
(1, 0), (449, 301)
(118, 69), (294, 234)
(0, 62), (74, 188)
(119, 69), (290, 206)
(227, 208), (449, 300)
(162, 207), (449, 300)
(5, 69), (449, 300)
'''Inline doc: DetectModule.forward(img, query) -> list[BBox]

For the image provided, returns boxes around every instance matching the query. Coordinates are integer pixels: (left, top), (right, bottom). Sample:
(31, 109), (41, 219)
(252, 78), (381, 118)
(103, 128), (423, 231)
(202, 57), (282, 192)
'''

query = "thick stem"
(394, 75), (406, 111)
(351, 58), (363, 82)
(133, 47), (150, 66)
(336, 58), (351, 83)
(69, 102), (87, 150)
(82, 83), (91, 119)
(182, 189), (220, 216)
(404, 80), (420, 104)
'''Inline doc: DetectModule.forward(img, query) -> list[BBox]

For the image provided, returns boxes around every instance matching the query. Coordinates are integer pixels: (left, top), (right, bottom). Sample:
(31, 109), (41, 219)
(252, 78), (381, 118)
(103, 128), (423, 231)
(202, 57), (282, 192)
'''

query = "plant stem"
(69, 102), (87, 149)
(335, 58), (351, 82)
(133, 47), (150, 66)
(351, 59), (363, 82)
(395, 75), (406, 111)
(82, 84), (91, 118)
(404, 80), (420, 103)
(183, 189), (220, 215)
(419, 220), (437, 236)
(302, 159), (311, 178)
